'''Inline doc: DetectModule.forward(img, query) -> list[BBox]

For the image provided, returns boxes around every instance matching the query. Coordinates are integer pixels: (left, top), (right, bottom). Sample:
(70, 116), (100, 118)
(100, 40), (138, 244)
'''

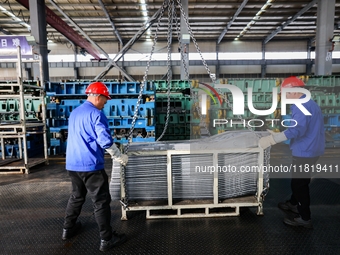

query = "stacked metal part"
(45, 80), (156, 155)
(110, 130), (270, 201)
(154, 80), (199, 141)
(110, 155), (168, 200)
(217, 152), (258, 199)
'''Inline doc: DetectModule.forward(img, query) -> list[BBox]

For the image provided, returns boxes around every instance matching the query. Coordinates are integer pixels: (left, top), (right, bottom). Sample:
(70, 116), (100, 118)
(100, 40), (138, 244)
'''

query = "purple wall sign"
(0, 36), (33, 59)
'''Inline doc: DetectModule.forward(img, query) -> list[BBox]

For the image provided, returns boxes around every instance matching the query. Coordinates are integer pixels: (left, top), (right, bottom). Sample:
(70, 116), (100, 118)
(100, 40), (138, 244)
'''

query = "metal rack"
(0, 47), (49, 174)
(109, 131), (268, 220)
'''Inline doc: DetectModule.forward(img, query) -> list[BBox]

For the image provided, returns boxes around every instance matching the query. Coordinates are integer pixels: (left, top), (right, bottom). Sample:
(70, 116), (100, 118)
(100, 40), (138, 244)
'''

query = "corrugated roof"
(0, 1), (339, 45)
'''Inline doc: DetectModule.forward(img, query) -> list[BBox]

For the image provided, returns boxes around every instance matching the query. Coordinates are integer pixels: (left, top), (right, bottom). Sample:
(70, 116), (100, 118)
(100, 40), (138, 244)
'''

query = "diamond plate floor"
(0, 144), (340, 255)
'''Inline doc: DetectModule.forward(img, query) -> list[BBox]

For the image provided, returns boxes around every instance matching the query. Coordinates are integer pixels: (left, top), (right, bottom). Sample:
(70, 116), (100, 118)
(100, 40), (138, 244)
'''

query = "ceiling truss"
(0, 0), (339, 58)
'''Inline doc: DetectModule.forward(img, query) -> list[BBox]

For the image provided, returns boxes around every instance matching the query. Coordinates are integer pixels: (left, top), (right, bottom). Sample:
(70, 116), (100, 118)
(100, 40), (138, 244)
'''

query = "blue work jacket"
(66, 101), (113, 171)
(284, 95), (325, 158)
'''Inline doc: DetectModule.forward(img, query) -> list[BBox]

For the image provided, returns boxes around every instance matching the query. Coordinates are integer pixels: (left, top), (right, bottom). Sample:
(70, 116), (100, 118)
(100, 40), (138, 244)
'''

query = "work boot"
(278, 200), (298, 214)
(283, 216), (313, 229)
(99, 231), (127, 252)
(62, 222), (82, 240)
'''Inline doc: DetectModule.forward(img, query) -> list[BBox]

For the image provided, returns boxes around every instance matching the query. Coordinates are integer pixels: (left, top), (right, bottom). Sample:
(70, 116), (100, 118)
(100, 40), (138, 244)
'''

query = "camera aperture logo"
(199, 84), (312, 128)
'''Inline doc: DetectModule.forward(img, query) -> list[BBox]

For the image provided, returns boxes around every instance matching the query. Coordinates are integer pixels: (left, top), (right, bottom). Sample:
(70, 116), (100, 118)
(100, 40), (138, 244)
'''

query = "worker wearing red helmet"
(63, 81), (127, 251)
(259, 76), (325, 228)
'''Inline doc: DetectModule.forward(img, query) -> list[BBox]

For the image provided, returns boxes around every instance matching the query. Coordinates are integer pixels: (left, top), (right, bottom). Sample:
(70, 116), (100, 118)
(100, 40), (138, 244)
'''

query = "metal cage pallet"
(112, 147), (265, 220)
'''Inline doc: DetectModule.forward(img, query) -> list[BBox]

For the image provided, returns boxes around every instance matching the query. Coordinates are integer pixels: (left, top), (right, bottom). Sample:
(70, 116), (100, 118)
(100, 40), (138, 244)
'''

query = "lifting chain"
(157, 0), (211, 140)
(174, 1), (211, 137)
(156, 0), (174, 141)
(177, 0), (270, 199)
(120, 0), (269, 209)
(120, 0), (168, 209)
(124, 0), (167, 153)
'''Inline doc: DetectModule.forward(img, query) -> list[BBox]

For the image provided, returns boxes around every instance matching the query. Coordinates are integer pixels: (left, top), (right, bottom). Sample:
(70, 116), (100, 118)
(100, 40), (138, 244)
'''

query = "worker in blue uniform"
(62, 81), (128, 252)
(259, 76), (325, 228)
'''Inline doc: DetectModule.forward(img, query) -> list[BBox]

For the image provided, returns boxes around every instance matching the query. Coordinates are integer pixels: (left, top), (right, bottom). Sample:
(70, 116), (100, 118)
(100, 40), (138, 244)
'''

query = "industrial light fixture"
(25, 35), (36, 46)
(234, 0), (274, 40)
(139, 0), (151, 38)
(331, 35), (340, 42)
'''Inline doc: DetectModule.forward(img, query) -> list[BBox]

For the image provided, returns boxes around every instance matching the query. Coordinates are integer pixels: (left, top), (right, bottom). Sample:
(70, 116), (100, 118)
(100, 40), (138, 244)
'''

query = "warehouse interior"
(0, 0), (340, 254)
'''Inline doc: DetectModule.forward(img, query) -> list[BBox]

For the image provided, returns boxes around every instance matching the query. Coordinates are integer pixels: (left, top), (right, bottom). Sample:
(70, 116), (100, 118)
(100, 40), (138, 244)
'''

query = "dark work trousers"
(64, 170), (113, 241)
(289, 156), (319, 221)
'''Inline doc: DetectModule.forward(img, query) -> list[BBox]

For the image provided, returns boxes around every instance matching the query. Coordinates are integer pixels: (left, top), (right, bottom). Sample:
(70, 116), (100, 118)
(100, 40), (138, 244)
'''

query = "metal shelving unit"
(0, 47), (49, 174)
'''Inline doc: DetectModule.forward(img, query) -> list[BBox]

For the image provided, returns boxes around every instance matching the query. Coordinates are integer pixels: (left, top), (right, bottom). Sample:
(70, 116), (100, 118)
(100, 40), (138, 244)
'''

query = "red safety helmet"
(85, 81), (111, 99)
(281, 76), (305, 89)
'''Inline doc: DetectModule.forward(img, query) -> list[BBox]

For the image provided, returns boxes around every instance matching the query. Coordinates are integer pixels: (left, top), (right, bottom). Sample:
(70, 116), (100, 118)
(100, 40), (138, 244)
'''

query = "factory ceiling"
(0, 1), (340, 49)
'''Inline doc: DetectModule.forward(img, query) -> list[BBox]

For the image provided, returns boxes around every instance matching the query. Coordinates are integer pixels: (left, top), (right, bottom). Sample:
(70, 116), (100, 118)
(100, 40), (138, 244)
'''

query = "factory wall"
(1, 40), (340, 81)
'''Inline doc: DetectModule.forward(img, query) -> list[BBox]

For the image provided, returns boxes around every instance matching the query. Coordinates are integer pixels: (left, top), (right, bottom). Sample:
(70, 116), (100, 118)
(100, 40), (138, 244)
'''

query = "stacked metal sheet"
(110, 130), (270, 201)
(218, 153), (258, 199)
(171, 154), (214, 199)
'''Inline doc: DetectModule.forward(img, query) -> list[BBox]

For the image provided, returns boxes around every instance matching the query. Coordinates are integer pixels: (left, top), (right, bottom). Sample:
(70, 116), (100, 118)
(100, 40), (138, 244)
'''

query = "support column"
(180, 0), (189, 80)
(216, 43), (220, 80)
(306, 39), (313, 75)
(315, 0), (335, 75)
(73, 45), (79, 79)
(261, 41), (266, 78)
(29, 0), (49, 82)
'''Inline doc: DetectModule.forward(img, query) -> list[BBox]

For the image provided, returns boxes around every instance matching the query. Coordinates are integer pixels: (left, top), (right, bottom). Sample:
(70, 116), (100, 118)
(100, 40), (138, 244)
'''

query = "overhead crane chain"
(176, 0), (213, 81)
(156, 0), (175, 142)
(124, 0), (167, 154)
(119, 0), (269, 209)
(172, 2), (210, 137)
(176, 0), (270, 198)
(119, 0), (168, 209)
(176, 0), (260, 139)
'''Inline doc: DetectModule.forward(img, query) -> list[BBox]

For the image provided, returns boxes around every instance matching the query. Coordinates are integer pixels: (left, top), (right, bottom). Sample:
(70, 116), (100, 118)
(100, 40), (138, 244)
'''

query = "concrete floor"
(0, 144), (340, 255)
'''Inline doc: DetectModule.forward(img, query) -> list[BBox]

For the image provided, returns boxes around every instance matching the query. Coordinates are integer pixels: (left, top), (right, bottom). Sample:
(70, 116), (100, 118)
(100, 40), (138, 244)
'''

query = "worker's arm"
(105, 144), (128, 166)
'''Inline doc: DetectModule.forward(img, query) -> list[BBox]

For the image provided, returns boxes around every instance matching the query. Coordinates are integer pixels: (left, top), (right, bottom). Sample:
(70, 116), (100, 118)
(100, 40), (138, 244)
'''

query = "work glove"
(258, 129), (287, 149)
(106, 144), (129, 166)
(114, 154), (128, 166)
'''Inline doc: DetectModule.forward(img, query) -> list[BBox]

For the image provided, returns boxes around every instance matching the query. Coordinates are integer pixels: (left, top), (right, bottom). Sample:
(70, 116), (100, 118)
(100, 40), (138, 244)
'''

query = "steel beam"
(98, 0), (123, 46)
(0, 27), (11, 35)
(263, 0), (317, 44)
(94, 7), (163, 80)
(16, 0), (101, 60)
(217, 0), (248, 44)
(47, 0), (133, 81)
